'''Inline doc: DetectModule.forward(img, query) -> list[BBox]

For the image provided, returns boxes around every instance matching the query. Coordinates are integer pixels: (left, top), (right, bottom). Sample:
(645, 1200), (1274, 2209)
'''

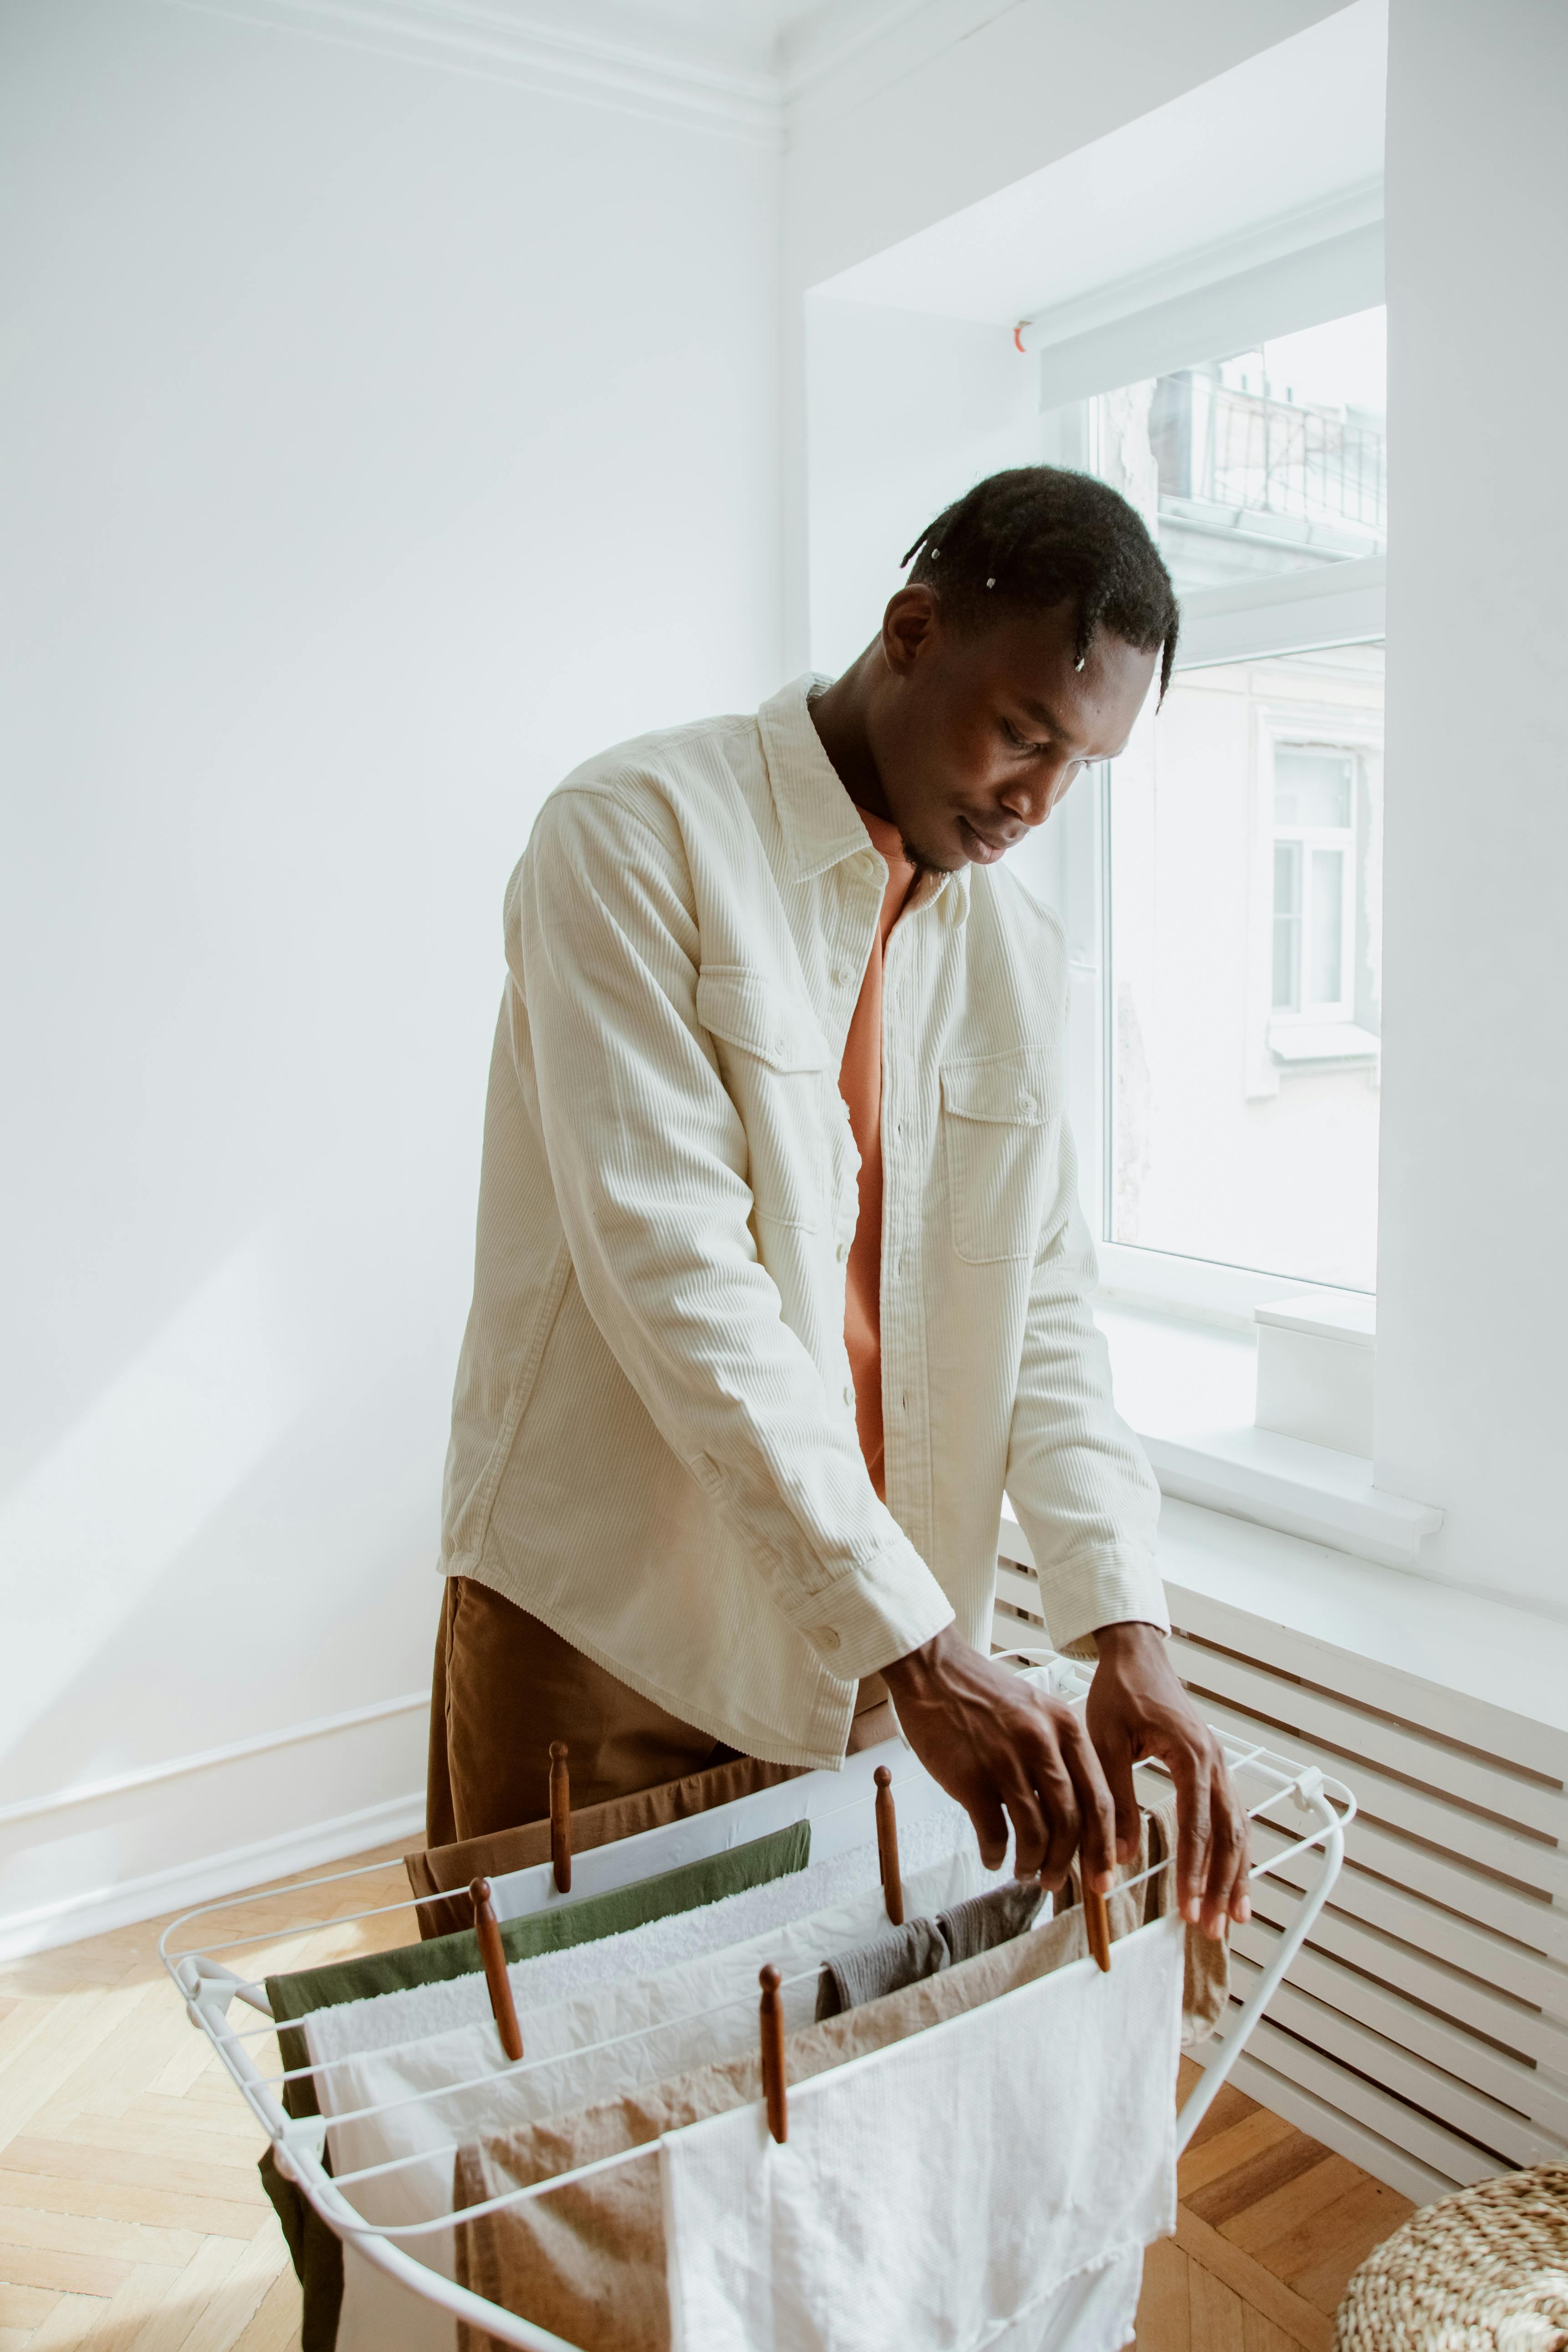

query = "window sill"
(1270, 1021), (1380, 1066)
(1081, 1297), (1442, 1567)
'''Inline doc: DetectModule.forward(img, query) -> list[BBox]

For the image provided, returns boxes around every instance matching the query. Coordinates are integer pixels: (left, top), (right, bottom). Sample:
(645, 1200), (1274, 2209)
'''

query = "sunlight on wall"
(0, 1229), (306, 1767)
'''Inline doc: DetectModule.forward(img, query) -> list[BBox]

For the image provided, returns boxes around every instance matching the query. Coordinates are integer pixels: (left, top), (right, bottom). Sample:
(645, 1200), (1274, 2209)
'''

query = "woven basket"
(1338, 2165), (1568, 2350)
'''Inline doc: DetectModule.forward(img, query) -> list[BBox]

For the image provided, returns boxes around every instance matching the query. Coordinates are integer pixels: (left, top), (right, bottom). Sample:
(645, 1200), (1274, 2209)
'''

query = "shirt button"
(842, 1383), (854, 1407)
(1021, 1092), (1036, 1113)
(835, 1240), (849, 1262)
(817, 1626), (842, 1651)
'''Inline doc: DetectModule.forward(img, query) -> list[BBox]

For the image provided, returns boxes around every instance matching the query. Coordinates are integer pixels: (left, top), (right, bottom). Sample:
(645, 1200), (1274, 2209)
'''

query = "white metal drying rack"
(162, 1651), (1353, 2352)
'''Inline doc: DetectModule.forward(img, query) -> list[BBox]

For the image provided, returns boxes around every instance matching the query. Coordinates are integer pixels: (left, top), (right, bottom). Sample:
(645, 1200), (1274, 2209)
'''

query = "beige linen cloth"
(455, 1907), (1100, 2352)
(408, 1751), (805, 1941)
(1058, 1782), (1230, 2044)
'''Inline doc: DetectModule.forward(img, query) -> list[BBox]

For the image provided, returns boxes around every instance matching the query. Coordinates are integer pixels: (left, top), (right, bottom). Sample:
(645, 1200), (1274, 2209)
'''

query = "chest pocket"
(941, 1050), (1057, 1263)
(696, 966), (830, 1232)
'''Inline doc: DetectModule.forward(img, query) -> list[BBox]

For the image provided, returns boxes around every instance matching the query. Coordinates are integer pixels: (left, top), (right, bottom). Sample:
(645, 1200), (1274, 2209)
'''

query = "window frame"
(1049, 555), (1386, 1323)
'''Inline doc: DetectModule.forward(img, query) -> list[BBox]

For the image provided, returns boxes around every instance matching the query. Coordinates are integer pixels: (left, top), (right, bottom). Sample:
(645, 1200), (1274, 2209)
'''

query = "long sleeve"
(1003, 1119), (1169, 1652)
(517, 781), (954, 1682)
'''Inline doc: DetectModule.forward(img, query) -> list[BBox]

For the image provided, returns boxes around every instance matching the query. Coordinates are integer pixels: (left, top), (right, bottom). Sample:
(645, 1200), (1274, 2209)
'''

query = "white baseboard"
(0, 1789), (424, 1962)
(0, 1695), (430, 1962)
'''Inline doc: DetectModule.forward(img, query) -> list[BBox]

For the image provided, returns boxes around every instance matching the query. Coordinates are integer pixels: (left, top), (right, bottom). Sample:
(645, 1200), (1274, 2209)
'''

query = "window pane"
(1044, 306), (1385, 595)
(1272, 843), (1301, 1010)
(1276, 746), (1354, 829)
(1310, 848), (1345, 1002)
(1109, 643), (1383, 1289)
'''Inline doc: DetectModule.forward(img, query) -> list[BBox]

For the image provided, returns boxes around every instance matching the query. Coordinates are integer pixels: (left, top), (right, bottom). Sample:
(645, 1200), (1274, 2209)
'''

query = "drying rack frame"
(162, 1649), (1353, 2352)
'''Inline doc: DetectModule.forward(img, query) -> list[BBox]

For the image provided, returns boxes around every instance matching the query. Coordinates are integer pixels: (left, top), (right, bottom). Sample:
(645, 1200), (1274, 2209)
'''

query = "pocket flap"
(940, 1051), (1054, 1124)
(696, 967), (829, 1074)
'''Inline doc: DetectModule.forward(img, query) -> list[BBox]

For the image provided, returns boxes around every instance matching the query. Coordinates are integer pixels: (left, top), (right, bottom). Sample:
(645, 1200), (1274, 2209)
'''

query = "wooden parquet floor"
(0, 1848), (1414, 2350)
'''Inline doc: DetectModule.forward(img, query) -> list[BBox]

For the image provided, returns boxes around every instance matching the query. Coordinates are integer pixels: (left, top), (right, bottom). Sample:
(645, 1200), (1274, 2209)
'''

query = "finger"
(1169, 1746), (1213, 1926)
(1060, 1716), (1119, 1894)
(966, 1788), (1009, 1873)
(998, 1767), (1052, 1883)
(1022, 1748), (1083, 1893)
(1214, 1774), (1252, 1928)
(1200, 1772), (1247, 1938)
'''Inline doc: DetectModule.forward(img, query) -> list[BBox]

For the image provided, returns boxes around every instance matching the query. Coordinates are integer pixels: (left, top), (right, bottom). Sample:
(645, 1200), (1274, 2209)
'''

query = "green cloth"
(258, 1818), (811, 2343)
(260, 2142), (343, 2352)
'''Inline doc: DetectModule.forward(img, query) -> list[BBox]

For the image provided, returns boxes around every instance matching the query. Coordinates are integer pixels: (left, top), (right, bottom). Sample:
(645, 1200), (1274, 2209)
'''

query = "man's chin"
(901, 830), (963, 878)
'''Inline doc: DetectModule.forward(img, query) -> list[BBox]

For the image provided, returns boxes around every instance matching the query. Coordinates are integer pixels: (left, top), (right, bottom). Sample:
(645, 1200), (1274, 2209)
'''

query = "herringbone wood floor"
(0, 1848), (1412, 2349)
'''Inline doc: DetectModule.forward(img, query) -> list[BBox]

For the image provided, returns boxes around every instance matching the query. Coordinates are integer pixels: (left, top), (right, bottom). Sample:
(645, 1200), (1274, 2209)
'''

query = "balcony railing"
(1152, 374), (1386, 537)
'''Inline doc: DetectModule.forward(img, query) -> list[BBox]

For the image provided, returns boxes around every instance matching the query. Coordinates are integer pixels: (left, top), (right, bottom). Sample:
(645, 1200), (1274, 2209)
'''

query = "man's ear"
(881, 584), (942, 677)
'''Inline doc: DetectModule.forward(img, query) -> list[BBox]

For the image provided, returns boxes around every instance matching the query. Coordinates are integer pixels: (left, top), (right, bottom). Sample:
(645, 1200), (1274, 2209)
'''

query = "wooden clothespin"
(759, 1965), (787, 2143)
(549, 1741), (571, 1894)
(1083, 1879), (1112, 1973)
(469, 1878), (524, 2060)
(874, 1764), (904, 1926)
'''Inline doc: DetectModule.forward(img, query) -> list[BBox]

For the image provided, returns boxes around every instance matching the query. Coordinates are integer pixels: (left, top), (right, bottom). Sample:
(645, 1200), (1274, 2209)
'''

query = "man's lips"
(957, 814), (1021, 865)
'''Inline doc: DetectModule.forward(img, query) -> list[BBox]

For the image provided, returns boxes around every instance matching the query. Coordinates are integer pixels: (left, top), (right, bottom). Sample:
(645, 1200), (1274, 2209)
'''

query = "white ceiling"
(813, 0), (1386, 323)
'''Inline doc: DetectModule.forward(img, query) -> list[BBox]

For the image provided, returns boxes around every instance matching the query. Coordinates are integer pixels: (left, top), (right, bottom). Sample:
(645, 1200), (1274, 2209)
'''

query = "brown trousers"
(426, 1575), (895, 1848)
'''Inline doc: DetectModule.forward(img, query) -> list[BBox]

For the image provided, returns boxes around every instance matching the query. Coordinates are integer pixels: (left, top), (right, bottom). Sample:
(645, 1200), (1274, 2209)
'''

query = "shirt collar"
(756, 673), (966, 916)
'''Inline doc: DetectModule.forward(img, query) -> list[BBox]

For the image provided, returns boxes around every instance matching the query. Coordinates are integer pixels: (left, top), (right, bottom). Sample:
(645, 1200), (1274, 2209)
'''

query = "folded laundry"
(814, 1914), (950, 2019)
(268, 1820), (809, 2050)
(314, 1802), (978, 2065)
(1058, 1779), (1230, 2044)
(292, 1814), (984, 2352)
(407, 1754), (808, 1941)
(664, 1914), (1184, 2352)
(453, 1904), (1181, 2352)
(261, 1818), (808, 2352)
(937, 1876), (1048, 1964)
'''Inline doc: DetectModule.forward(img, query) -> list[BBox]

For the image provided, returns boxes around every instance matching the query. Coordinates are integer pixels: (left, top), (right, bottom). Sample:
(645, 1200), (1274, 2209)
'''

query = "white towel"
(661, 1910), (1185, 2352)
(311, 1825), (983, 2352)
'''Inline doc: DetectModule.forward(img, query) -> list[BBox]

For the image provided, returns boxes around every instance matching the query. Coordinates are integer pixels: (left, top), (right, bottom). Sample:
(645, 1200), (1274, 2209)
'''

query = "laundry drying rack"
(161, 1650), (1353, 2352)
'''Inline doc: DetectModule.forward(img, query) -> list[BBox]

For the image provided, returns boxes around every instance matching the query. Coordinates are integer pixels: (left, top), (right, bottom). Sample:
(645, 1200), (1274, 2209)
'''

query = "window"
(1017, 305), (1385, 1296)
(1272, 744), (1356, 1019)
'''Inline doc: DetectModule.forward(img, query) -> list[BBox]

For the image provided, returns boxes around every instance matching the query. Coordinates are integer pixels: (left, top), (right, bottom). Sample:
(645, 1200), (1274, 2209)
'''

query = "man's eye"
(1003, 719), (1043, 752)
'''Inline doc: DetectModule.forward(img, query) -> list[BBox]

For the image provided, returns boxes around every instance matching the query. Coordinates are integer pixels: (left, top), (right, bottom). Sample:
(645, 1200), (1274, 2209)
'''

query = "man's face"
(867, 590), (1158, 872)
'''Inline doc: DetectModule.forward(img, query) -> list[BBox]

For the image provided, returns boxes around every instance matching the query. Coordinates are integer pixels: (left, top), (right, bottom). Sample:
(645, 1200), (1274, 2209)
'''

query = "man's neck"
(808, 648), (892, 823)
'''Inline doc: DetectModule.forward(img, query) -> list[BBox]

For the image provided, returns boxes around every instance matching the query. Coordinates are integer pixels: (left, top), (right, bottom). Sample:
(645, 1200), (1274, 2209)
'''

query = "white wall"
(804, 298), (1043, 677)
(780, 0), (1350, 667)
(1374, 0), (1568, 1613)
(0, 0), (780, 1951)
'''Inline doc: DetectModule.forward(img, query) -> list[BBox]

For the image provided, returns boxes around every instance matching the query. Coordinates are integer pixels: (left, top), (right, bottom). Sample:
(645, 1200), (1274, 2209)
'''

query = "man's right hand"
(881, 1623), (1118, 1894)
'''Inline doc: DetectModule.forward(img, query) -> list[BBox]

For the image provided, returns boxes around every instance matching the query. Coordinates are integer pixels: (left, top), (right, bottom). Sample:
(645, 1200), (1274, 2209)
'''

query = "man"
(431, 465), (1250, 1938)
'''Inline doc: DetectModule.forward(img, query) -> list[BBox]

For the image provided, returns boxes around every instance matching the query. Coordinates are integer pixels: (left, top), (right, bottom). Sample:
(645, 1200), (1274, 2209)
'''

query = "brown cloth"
(425, 1576), (896, 1884)
(454, 1905), (1097, 2352)
(407, 1747), (808, 1941)
(1059, 1781), (1230, 2044)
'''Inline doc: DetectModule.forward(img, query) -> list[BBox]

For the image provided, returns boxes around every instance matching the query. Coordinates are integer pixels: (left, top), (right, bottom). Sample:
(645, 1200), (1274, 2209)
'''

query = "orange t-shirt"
(839, 804), (918, 1499)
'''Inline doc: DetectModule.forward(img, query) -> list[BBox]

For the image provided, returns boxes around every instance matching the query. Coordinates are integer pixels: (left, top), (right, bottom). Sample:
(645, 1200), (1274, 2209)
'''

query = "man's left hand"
(1086, 1621), (1251, 1939)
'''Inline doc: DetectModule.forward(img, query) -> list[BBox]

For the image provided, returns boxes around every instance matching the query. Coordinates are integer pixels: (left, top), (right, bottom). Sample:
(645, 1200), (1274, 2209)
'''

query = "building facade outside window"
(1017, 305), (1386, 1294)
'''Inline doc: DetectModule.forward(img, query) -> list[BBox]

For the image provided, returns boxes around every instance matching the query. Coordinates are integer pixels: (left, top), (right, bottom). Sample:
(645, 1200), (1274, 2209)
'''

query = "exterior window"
(1019, 305), (1386, 1294)
(1272, 745), (1357, 1019)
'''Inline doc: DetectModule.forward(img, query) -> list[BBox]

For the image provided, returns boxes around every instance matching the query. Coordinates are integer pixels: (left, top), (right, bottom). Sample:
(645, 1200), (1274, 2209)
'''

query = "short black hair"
(901, 465), (1180, 700)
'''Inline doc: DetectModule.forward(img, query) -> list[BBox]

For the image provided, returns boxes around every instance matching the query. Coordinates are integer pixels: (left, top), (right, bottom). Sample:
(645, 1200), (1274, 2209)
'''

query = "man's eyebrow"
(1016, 695), (1072, 738)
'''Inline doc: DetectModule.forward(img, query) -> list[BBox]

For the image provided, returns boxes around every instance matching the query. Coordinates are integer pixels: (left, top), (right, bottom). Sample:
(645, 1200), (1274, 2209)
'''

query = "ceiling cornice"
(165, 0), (784, 140)
(163, 0), (1019, 144)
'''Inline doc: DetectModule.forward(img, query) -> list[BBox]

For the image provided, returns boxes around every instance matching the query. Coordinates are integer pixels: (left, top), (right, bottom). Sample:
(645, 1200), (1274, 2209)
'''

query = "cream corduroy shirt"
(440, 677), (1166, 1768)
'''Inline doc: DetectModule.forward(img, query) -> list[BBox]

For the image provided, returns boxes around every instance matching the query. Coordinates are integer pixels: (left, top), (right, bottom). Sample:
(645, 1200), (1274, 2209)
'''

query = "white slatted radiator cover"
(993, 1531), (1568, 2209)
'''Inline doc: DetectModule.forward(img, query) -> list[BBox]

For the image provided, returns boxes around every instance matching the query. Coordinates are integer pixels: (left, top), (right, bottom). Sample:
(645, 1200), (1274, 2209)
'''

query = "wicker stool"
(1338, 2165), (1568, 2349)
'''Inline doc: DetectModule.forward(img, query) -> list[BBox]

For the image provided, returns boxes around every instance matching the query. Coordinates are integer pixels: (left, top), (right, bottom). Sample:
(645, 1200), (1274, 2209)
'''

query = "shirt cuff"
(1033, 1553), (1171, 1658)
(778, 1540), (955, 1682)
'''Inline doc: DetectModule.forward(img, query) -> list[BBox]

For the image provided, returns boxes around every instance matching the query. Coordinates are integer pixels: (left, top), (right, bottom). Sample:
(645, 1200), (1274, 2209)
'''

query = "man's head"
(862, 466), (1178, 873)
